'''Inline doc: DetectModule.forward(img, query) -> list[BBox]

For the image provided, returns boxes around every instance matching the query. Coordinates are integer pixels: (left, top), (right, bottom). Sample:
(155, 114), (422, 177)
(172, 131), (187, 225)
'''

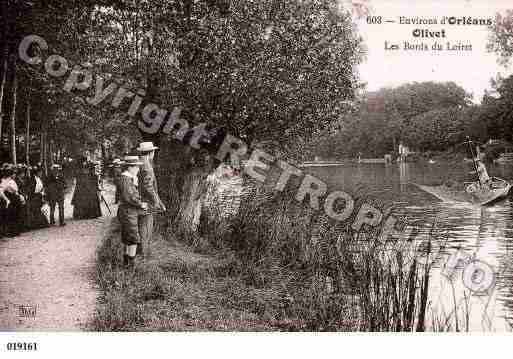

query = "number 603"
(366, 16), (382, 24)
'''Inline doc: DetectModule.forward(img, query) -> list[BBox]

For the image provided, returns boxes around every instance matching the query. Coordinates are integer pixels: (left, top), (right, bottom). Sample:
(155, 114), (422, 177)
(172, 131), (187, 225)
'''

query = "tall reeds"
(104, 155), (438, 331)
(186, 172), (435, 331)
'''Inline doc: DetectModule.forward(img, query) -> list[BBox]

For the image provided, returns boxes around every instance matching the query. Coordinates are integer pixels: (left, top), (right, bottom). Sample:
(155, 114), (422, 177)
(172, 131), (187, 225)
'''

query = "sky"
(350, 0), (513, 102)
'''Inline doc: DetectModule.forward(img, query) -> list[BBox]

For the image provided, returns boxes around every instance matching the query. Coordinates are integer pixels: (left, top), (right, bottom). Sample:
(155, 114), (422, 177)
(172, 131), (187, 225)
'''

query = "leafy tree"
(488, 9), (513, 67)
(4, 0), (364, 229)
(313, 82), (473, 158)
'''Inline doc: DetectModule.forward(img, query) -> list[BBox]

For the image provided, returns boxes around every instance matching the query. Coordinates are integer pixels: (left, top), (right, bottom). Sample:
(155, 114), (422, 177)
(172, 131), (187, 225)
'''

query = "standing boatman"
(136, 142), (166, 256)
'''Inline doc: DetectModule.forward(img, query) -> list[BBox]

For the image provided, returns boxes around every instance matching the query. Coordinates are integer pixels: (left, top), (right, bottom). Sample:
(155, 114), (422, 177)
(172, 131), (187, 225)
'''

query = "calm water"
(310, 162), (513, 331)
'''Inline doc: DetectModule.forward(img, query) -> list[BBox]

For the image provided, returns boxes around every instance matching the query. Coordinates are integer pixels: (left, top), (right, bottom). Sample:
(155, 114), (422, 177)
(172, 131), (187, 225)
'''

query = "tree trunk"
(0, 46), (8, 152)
(0, 0), (9, 151)
(43, 133), (48, 174)
(48, 139), (54, 168)
(39, 129), (45, 163)
(25, 98), (30, 165)
(9, 67), (16, 165)
(141, 15), (162, 151)
(158, 137), (218, 236)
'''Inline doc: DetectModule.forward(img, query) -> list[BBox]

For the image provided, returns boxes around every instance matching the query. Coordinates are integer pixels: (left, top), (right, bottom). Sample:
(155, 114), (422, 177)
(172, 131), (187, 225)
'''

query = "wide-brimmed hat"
(136, 141), (158, 152)
(122, 155), (143, 166)
(109, 159), (124, 168)
(1, 167), (15, 177)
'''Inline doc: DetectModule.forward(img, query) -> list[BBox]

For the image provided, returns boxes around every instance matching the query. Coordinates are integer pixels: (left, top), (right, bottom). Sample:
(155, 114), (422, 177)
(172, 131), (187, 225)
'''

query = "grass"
(94, 168), (436, 331)
(93, 214), (360, 331)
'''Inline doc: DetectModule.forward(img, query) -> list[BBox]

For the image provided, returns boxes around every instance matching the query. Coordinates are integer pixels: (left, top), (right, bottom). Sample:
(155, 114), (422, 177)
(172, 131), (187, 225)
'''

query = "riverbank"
(307, 150), (470, 165)
(93, 218), (359, 331)
(93, 172), (436, 331)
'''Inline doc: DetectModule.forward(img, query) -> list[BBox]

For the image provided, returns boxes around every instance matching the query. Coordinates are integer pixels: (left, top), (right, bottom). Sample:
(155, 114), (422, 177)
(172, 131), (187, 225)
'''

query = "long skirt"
(0, 198), (7, 238)
(3, 193), (25, 236)
(72, 192), (102, 219)
(28, 193), (49, 230)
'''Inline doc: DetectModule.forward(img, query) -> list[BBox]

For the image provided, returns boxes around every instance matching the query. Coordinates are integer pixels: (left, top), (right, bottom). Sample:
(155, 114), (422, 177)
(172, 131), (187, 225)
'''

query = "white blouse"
(0, 178), (19, 193)
(34, 176), (44, 194)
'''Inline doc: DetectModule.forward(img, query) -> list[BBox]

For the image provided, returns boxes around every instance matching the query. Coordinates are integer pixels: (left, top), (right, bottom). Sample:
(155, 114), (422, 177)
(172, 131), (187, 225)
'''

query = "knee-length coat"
(117, 172), (146, 245)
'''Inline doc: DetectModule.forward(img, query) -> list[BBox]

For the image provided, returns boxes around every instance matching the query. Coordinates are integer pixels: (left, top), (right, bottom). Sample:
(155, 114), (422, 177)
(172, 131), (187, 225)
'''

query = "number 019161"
(6, 342), (38, 351)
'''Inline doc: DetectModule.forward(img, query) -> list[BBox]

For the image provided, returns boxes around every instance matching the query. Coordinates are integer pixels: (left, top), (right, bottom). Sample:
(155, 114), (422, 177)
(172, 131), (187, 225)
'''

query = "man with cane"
(136, 142), (166, 257)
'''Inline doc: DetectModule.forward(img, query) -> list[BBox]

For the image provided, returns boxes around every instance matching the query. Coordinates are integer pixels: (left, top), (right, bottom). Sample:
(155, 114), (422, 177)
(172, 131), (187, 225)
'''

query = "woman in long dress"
(0, 166), (26, 237)
(0, 168), (12, 238)
(72, 161), (102, 219)
(26, 166), (49, 230)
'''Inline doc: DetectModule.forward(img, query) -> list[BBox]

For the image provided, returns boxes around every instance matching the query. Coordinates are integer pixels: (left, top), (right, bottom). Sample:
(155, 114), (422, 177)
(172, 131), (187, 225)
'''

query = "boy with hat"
(117, 156), (148, 268)
(136, 142), (166, 256)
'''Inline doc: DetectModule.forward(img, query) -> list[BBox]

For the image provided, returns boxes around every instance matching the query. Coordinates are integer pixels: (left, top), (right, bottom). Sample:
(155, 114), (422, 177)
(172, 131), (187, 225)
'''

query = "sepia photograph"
(1, 0), (513, 356)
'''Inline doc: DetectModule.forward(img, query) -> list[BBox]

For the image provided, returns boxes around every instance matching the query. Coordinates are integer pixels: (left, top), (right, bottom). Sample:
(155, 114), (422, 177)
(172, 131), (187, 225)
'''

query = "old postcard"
(1, 0), (513, 357)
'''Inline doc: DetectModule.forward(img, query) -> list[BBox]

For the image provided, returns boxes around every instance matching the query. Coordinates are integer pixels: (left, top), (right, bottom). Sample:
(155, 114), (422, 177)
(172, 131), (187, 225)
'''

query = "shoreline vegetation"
(93, 173), (435, 331)
(304, 145), (511, 166)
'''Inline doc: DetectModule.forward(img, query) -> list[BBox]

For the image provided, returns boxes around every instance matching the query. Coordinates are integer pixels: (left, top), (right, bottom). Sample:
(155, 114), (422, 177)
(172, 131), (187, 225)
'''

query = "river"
(309, 161), (513, 331)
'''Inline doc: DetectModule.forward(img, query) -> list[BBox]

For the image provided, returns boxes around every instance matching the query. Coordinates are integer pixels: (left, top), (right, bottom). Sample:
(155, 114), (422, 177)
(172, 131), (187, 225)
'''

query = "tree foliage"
(1, 0), (364, 161)
(488, 9), (513, 67)
(313, 82), (473, 158)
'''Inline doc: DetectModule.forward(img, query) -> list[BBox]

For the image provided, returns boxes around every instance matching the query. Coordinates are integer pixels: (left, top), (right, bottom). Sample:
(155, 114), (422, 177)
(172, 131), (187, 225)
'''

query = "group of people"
(1, 141), (166, 270)
(114, 142), (166, 269)
(0, 163), (66, 238)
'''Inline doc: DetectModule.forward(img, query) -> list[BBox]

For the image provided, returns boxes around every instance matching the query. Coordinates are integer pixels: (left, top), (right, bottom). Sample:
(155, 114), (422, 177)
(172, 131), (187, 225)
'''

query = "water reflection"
(310, 162), (513, 331)
(398, 162), (410, 192)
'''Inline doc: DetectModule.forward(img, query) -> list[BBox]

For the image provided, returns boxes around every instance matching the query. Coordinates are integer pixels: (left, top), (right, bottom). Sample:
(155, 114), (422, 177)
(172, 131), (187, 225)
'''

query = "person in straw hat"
(117, 156), (148, 268)
(136, 141), (166, 256)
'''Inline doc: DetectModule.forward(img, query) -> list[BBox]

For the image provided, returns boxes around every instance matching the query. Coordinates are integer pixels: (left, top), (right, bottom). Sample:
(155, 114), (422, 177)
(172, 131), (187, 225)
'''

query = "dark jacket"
(46, 171), (66, 201)
(26, 175), (45, 199)
(113, 167), (122, 204)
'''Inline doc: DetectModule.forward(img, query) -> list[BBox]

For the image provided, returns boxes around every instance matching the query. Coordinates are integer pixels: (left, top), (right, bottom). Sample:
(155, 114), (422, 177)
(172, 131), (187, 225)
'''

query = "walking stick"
(99, 192), (112, 215)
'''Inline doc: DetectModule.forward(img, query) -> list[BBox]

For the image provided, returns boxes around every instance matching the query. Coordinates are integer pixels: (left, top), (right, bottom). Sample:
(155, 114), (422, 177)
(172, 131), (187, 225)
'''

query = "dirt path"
(0, 182), (115, 330)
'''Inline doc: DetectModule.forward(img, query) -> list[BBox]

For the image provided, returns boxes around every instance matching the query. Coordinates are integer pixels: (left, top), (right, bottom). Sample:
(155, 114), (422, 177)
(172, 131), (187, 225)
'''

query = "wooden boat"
(411, 183), (473, 203)
(413, 178), (510, 206)
(465, 177), (511, 205)
(413, 138), (511, 206)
